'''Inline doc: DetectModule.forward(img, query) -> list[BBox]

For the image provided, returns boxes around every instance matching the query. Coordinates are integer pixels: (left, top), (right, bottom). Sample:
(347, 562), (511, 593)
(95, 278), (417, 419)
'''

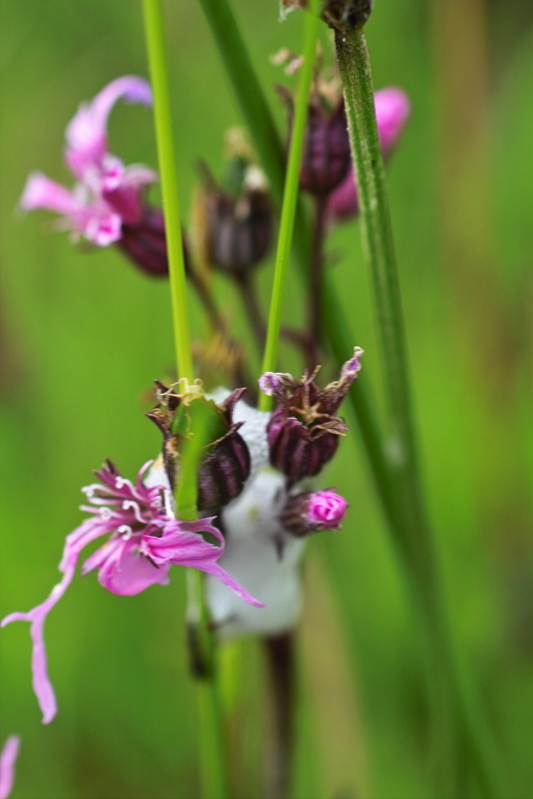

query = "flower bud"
(259, 348), (363, 484)
(327, 87), (411, 222)
(147, 383), (250, 512)
(278, 86), (351, 197)
(301, 98), (351, 196)
(116, 207), (195, 279)
(280, 489), (348, 537)
(197, 158), (273, 278)
(116, 206), (168, 277)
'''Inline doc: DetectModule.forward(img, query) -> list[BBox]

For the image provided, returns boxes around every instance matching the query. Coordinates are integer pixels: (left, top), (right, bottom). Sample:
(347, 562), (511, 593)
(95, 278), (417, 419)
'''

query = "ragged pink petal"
(83, 212), (123, 246)
(1, 519), (109, 724)
(20, 173), (80, 216)
(142, 524), (264, 607)
(374, 87), (411, 156)
(201, 562), (266, 608)
(0, 736), (20, 799)
(327, 86), (411, 222)
(103, 163), (157, 226)
(95, 540), (170, 596)
(65, 76), (152, 178)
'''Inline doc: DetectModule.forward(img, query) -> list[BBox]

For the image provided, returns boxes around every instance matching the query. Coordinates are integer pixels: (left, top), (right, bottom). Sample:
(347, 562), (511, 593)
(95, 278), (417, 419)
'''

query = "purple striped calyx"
(259, 347), (363, 484)
(147, 382), (250, 513)
(196, 157), (274, 278)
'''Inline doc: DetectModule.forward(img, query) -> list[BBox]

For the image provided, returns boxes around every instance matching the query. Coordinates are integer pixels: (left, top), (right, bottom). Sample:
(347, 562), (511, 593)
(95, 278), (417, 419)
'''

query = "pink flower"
(1, 461), (263, 724)
(0, 736), (20, 799)
(327, 87), (411, 222)
(20, 77), (156, 246)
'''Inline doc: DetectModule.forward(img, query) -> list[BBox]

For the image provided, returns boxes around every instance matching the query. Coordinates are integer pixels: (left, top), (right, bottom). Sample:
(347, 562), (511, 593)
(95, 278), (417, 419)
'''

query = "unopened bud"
(278, 86), (351, 197)
(327, 87), (411, 223)
(197, 159), (274, 278)
(281, 490), (348, 537)
(300, 98), (351, 196)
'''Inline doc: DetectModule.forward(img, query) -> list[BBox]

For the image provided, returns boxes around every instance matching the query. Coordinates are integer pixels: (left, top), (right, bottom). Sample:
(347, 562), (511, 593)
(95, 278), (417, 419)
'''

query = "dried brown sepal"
(281, 0), (373, 31)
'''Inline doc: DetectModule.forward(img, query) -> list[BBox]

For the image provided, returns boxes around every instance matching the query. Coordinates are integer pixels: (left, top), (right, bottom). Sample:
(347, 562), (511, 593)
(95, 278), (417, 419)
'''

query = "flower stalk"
(142, 0), (193, 384)
(335, 22), (504, 799)
(259, 0), (321, 411)
(142, 2), (228, 796)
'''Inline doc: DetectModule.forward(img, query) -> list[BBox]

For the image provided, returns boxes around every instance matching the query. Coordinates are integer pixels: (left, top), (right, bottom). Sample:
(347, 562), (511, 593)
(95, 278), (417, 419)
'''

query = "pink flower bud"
(280, 489), (348, 537)
(327, 86), (411, 223)
(307, 490), (348, 528)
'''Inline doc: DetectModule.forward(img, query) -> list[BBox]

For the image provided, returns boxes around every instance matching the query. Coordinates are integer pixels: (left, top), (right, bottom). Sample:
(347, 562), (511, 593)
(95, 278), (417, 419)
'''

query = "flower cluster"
(5, 57), (400, 729)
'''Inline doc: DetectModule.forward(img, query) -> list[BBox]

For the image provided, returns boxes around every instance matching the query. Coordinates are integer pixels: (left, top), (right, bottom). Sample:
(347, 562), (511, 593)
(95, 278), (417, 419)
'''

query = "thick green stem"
(335, 27), (427, 563)
(143, 0), (193, 383)
(259, 0), (320, 410)
(335, 24), (504, 799)
(143, 3), (227, 797)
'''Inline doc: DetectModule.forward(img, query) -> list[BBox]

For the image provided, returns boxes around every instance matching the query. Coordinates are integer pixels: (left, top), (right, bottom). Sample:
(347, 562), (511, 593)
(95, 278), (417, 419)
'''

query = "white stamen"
(99, 507), (113, 521)
(81, 484), (101, 497)
(117, 525), (133, 541)
(163, 489), (175, 519)
(122, 499), (146, 524)
(115, 476), (133, 491)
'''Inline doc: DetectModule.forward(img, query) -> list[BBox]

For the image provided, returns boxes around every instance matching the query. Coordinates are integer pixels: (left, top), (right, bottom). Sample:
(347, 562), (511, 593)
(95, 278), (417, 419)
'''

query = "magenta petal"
(374, 87), (411, 156)
(83, 212), (122, 246)
(20, 173), (80, 216)
(142, 527), (264, 607)
(97, 542), (170, 596)
(1, 519), (108, 723)
(327, 87), (410, 224)
(103, 163), (158, 225)
(326, 169), (359, 221)
(195, 562), (265, 608)
(0, 736), (20, 799)
(65, 76), (152, 177)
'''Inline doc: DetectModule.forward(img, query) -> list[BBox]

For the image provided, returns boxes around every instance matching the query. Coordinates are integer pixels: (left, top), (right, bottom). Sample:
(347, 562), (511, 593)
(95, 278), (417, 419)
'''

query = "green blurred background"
(1, 1), (532, 797)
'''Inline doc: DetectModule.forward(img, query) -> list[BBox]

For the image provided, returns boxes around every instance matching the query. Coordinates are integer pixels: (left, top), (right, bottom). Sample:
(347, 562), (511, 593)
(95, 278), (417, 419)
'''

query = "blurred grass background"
(0, 1), (532, 797)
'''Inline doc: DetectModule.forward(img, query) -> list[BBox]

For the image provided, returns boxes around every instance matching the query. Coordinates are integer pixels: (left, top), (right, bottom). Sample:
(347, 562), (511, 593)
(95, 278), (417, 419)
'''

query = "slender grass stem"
(335, 23), (505, 798)
(143, 0), (193, 383)
(309, 195), (328, 359)
(236, 272), (266, 355)
(258, 0), (320, 411)
(143, 3), (227, 797)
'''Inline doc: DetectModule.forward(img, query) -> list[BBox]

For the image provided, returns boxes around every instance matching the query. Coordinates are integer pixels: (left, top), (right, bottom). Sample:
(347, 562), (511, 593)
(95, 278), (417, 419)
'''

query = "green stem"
(143, 0), (193, 383)
(258, 0), (320, 411)
(309, 195), (328, 360)
(143, 3), (227, 797)
(197, 0), (285, 203)
(335, 24), (505, 799)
